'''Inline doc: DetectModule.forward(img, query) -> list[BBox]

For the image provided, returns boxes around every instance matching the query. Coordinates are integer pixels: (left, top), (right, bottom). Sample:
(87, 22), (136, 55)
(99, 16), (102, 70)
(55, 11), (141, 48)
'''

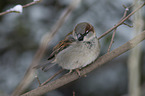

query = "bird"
(34, 22), (100, 75)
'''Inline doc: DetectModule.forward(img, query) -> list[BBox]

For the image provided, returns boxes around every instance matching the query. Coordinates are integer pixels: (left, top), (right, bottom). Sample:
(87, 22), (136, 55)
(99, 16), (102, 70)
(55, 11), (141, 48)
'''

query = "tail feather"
(42, 63), (57, 72)
(33, 60), (57, 72)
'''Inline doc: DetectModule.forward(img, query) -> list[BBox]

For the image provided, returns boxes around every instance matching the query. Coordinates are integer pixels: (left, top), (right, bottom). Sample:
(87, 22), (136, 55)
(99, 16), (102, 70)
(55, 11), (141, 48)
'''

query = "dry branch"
(0, 0), (41, 16)
(107, 28), (117, 52)
(98, 2), (145, 40)
(128, 1), (144, 96)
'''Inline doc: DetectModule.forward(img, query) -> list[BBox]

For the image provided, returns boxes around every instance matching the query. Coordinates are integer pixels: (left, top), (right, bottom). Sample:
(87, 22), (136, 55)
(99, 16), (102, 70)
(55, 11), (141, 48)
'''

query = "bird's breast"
(56, 37), (100, 69)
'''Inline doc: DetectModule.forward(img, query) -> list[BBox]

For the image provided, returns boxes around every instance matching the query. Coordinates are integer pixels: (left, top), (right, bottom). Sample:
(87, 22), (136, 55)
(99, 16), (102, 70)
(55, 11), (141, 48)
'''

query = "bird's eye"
(86, 30), (89, 34)
(77, 33), (84, 41)
(83, 30), (89, 36)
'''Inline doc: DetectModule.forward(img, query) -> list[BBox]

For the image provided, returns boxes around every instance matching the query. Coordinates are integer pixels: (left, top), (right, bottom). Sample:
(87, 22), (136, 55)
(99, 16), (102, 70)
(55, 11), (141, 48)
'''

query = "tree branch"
(128, 1), (144, 96)
(98, 2), (145, 39)
(21, 30), (145, 96)
(107, 28), (117, 52)
(0, 0), (42, 16)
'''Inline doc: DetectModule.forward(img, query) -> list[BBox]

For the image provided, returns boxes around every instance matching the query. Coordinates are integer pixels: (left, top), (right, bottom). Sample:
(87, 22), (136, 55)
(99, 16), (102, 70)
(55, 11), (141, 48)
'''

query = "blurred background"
(0, 0), (145, 96)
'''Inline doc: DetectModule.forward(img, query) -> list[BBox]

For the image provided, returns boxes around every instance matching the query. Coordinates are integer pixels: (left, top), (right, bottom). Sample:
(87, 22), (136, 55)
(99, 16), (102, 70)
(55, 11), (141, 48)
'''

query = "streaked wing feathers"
(48, 32), (76, 60)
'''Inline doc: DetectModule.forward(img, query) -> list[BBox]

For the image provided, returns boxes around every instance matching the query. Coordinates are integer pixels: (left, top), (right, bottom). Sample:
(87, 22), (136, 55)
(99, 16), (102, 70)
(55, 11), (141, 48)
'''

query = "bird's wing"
(47, 31), (76, 60)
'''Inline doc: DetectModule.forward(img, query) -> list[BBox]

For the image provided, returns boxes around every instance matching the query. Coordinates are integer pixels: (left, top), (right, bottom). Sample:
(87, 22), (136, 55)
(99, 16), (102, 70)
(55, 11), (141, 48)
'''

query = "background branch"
(128, 0), (144, 96)
(98, 2), (145, 40)
(11, 0), (81, 96)
(107, 28), (117, 52)
(0, 0), (42, 16)
(21, 30), (145, 96)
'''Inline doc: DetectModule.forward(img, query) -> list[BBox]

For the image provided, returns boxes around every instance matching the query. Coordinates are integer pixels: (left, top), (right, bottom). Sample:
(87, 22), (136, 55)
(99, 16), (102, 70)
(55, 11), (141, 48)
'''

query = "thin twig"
(41, 69), (64, 86)
(123, 23), (133, 27)
(0, 0), (41, 16)
(23, 0), (42, 8)
(107, 5), (130, 52)
(122, 4), (134, 9)
(107, 28), (117, 52)
(120, 7), (129, 21)
(35, 75), (41, 86)
(98, 2), (145, 40)
(0, 10), (12, 16)
(21, 31), (145, 96)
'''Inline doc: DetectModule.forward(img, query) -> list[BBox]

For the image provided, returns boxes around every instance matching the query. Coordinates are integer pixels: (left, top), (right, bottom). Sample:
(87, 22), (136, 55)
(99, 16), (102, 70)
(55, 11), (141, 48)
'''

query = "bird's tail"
(33, 60), (57, 72)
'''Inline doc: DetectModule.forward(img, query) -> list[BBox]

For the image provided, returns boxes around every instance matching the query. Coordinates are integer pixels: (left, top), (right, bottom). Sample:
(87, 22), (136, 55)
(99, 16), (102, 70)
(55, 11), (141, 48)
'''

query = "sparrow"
(35, 22), (100, 75)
